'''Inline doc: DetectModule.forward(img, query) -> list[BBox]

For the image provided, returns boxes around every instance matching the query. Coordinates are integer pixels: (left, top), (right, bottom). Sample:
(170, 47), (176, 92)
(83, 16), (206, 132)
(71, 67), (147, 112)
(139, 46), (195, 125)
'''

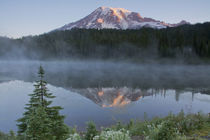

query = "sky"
(0, 0), (210, 38)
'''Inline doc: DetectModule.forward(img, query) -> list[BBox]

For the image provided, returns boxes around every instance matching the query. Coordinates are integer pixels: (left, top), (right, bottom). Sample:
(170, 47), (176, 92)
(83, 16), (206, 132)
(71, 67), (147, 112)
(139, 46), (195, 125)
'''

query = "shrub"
(129, 121), (148, 136)
(85, 121), (98, 140)
(141, 112), (210, 140)
(67, 133), (81, 140)
(144, 121), (181, 140)
(93, 129), (131, 140)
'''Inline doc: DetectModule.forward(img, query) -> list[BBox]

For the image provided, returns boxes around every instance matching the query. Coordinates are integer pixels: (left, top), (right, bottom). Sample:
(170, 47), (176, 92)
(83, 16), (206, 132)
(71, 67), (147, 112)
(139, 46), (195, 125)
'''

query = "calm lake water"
(0, 60), (210, 132)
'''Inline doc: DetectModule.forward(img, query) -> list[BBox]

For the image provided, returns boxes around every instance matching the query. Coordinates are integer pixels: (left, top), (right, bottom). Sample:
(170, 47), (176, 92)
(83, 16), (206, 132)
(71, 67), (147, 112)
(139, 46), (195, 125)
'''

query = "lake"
(0, 60), (210, 132)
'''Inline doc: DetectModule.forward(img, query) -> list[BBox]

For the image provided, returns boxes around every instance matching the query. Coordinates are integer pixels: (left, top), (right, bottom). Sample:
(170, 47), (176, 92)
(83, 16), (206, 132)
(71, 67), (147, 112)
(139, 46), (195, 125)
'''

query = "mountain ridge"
(57, 7), (190, 30)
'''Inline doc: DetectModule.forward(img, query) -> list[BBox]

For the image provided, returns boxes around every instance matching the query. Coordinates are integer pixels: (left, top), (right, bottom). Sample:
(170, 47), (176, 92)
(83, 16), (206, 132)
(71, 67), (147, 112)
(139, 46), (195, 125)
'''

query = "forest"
(0, 22), (210, 61)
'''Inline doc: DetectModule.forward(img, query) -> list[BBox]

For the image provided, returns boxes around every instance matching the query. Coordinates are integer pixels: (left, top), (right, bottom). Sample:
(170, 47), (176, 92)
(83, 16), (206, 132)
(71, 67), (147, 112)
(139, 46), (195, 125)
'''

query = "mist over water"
(1, 60), (210, 89)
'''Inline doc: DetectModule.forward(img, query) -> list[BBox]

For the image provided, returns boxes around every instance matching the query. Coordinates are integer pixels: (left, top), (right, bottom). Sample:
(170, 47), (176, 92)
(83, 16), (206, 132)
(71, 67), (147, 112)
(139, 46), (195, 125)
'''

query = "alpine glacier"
(58, 7), (190, 30)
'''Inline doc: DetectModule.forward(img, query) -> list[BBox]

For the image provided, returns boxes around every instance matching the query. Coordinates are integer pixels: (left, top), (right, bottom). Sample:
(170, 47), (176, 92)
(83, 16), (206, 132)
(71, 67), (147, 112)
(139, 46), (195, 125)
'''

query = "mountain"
(169, 20), (190, 27)
(58, 7), (190, 30)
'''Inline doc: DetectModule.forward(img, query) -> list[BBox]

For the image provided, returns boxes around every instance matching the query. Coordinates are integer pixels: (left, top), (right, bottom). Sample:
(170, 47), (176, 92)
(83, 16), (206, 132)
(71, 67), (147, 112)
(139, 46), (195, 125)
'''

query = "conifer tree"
(17, 66), (69, 139)
(25, 106), (54, 140)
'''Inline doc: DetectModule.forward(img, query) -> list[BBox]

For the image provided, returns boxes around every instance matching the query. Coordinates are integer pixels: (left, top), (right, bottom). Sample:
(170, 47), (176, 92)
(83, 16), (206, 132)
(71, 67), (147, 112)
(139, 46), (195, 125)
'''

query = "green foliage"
(0, 131), (13, 140)
(8, 130), (15, 139)
(25, 106), (54, 140)
(115, 121), (124, 131)
(144, 121), (181, 140)
(1, 112), (209, 140)
(17, 66), (69, 140)
(93, 129), (131, 140)
(67, 133), (81, 140)
(129, 121), (148, 136)
(126, 120), (134, 130)
(127, 112), (210, 140)
(69, 126), (78, 135)
(0, 130), (24, 140)
(85, 122), (98, 140)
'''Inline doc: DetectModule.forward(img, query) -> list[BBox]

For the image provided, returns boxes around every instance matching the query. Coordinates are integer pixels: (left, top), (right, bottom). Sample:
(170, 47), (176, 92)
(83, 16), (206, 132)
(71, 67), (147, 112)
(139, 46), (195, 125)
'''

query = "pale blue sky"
(0, 0), (210, 38)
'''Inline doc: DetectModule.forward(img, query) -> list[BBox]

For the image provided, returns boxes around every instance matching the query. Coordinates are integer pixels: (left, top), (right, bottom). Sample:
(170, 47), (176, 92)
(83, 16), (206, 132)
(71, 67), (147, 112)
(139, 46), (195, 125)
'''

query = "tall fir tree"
(17, 66), (69, 140)
(25, 106), (54, 140)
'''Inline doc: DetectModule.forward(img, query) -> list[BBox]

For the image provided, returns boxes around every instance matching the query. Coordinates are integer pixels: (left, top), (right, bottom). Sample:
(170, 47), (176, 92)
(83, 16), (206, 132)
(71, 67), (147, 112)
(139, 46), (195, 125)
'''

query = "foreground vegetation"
(67, 112), (210, 140)
(1, 112), (209, 140)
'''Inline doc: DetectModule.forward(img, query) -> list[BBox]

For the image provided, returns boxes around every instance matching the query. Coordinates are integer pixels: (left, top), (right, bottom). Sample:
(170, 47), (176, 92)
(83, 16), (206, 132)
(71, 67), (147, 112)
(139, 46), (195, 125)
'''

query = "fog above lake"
(1, 60), (210, 89)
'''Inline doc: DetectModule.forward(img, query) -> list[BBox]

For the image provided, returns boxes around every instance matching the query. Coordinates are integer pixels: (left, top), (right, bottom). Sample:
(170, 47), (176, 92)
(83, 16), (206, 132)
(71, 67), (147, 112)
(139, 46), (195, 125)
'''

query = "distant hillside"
(0, 22), (210, 62)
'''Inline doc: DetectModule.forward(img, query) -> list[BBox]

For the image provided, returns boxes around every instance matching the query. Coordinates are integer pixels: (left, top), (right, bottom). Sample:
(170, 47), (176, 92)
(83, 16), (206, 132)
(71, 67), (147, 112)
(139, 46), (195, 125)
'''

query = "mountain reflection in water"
(74, 88), (206, 108)
(1, 80), (210, 133)
(74, 87), (152, 107)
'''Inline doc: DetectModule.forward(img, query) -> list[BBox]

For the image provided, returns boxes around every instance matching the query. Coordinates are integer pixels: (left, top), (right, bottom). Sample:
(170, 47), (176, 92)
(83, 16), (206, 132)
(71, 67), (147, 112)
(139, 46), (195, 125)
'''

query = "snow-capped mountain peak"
(99, 7), (133, 19)
(58, 7), (190, 30)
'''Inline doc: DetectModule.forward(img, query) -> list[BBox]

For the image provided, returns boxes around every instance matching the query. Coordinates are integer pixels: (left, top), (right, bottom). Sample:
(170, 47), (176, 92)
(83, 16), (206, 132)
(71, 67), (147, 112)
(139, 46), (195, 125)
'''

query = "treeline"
(0, 22), (210, 60)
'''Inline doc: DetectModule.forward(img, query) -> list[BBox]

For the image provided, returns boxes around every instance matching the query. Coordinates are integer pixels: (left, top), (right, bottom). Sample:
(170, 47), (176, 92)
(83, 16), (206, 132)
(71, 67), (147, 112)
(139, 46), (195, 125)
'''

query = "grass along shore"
(1, 111), (209, 140)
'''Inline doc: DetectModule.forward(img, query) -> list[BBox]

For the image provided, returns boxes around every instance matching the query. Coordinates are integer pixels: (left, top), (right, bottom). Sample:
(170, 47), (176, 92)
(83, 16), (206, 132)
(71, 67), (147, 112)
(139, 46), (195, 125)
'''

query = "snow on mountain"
(58, 7), (190, 30)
